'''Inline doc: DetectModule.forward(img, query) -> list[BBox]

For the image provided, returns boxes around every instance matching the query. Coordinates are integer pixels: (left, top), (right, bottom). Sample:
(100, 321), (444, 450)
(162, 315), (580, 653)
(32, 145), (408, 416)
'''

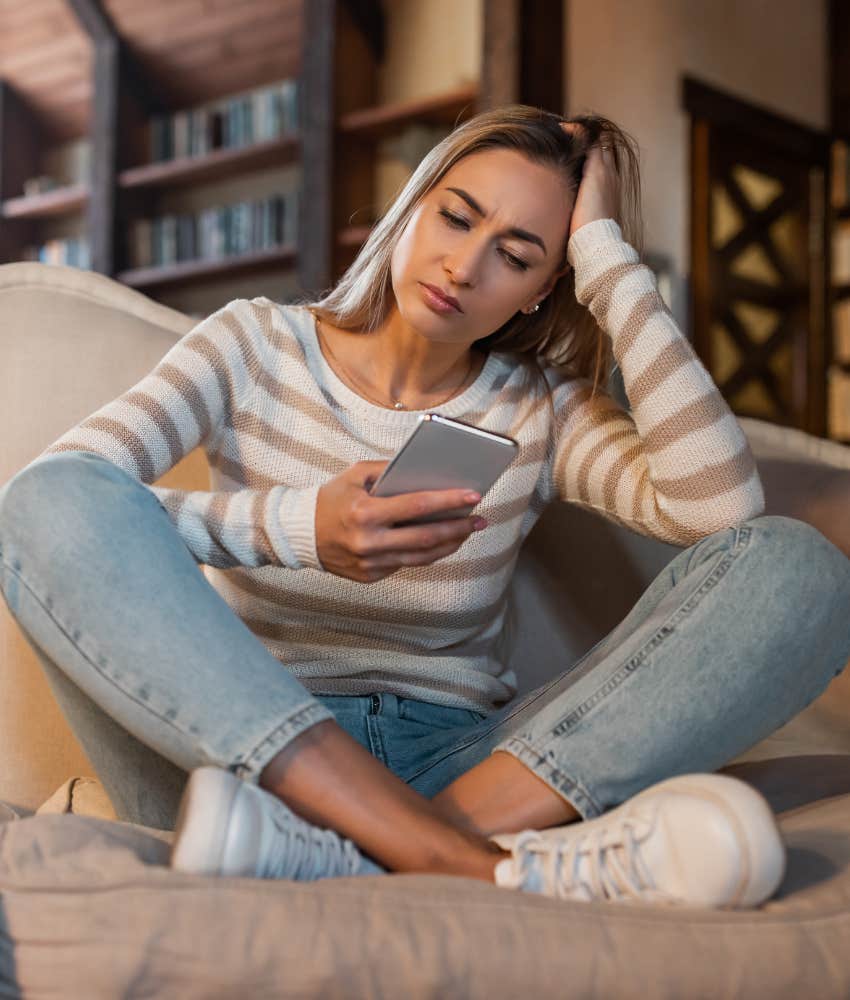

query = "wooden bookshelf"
(2, 183), (89, 220)
(118, 134), (300, 192)
(0, 1), (561, 309)
(337, 85), (479, 141)
(115, 243), (297, 291)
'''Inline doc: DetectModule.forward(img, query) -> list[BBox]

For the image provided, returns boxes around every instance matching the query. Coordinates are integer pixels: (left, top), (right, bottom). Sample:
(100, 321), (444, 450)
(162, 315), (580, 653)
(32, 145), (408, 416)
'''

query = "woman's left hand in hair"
(560, 124), (620, 239)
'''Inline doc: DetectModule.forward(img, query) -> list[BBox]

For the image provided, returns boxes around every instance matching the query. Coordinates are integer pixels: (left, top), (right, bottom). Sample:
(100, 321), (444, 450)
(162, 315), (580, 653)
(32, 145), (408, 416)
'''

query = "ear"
(536, 260), (572, 301)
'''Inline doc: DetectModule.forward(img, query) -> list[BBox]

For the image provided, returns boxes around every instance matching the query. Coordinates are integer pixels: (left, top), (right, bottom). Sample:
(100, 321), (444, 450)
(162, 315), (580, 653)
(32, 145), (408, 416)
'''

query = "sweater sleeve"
(547, 218), (764, 546)
(35, 297), (321, 570)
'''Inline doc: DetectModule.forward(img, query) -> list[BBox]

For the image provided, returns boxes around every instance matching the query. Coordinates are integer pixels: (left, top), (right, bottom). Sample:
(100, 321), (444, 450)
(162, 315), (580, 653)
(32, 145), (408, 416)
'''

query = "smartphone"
(368, 413), (518, 525)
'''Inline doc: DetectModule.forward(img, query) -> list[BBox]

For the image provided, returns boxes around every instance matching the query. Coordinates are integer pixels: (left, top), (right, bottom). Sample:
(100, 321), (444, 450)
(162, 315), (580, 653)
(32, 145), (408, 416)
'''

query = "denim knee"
(741, 514), (850, 633)
(744, 514), (849, 579)
(0, 451), (147, 571)
(2, 449), (114, 515)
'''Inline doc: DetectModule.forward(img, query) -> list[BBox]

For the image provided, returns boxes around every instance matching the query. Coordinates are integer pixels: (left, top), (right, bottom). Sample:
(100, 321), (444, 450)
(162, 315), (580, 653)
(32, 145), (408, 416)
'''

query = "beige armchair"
(1, 259), (849, 818)
(2, 261), (850, 998)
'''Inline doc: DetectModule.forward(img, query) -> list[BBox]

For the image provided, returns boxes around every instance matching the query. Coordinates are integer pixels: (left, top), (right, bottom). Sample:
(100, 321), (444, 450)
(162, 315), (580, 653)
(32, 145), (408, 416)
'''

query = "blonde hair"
(301, 104), (644, 402)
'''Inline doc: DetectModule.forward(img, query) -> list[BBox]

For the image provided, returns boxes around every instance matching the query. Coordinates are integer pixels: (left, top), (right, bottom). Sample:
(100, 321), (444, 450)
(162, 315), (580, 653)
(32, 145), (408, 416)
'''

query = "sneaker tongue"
(494, 807), (663, 901)
(495, 854), (556, 895)
(568, 810), (659, 901)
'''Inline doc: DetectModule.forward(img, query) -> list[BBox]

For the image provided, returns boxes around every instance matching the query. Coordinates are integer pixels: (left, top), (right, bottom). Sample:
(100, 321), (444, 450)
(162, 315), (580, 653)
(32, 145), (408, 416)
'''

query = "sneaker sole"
(170, 767), (241, 876)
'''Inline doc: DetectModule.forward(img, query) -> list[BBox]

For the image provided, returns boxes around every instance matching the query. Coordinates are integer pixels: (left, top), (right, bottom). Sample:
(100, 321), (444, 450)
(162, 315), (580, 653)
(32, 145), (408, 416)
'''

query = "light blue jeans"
(1, 451), (849, 832)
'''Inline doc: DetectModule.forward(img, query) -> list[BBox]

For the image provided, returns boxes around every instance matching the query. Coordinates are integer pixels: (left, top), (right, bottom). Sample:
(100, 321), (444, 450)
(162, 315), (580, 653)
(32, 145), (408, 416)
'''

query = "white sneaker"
(490, 773), (786, 908)
(170, 766), (385, 880)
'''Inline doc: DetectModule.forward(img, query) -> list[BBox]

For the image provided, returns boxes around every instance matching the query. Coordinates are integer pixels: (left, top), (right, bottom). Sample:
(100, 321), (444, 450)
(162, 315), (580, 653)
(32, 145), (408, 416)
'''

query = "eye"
(500, 250), (529, 272)
(438, 209), (530, 272)
(438, 209), (469, 230)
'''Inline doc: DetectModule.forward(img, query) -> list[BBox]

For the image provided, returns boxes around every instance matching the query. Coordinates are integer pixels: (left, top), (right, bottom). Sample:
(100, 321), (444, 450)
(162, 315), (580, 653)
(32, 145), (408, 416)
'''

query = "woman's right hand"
(315, 460), (487, 583)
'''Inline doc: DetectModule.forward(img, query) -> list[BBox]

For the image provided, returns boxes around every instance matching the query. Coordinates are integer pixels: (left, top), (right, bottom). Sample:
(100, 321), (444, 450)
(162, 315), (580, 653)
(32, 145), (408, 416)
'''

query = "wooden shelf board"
(2, 184), (89, 220)
(115, 244), (296, 290)
(337, 85), (479, 141)
(118, 134), (300, 191)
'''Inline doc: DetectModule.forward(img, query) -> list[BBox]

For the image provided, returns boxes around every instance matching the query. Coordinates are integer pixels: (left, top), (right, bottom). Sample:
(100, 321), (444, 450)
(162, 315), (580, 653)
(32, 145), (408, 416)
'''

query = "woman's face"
(390, 147), (574, 346)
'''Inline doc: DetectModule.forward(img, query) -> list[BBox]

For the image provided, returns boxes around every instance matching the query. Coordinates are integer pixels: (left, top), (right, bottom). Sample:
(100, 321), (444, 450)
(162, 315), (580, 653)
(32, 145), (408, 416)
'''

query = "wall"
(566, 0), (828, 333)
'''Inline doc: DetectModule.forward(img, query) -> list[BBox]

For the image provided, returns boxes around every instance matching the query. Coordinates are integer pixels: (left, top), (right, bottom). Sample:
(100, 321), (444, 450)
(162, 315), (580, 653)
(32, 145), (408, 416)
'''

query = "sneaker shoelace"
(512, 814), (673, 904)
(266, 800), (364, 881)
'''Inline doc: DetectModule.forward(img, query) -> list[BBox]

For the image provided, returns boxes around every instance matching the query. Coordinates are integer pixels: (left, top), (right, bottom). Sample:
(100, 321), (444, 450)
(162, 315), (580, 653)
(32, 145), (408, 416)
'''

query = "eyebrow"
(444, 186), (548, 255)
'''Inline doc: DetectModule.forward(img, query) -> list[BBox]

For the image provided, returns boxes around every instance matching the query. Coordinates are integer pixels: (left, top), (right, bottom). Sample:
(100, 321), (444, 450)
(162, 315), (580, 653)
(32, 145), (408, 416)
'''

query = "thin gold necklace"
(313, 313), (478, 411)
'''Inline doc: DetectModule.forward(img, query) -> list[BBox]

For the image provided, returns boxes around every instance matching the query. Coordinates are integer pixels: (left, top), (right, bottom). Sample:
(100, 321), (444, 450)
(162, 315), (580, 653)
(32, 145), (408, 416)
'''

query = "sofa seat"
(2, 758), (850, 998)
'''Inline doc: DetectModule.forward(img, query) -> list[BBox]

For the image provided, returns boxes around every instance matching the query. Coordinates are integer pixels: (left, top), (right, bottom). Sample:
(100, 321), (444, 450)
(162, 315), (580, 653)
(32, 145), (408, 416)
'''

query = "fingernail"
(464, 492), (481, 503)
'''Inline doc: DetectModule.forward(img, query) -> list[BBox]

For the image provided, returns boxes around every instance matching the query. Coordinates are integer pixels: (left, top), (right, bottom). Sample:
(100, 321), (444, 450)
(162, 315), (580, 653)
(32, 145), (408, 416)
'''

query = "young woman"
(1, 106), (849, 907)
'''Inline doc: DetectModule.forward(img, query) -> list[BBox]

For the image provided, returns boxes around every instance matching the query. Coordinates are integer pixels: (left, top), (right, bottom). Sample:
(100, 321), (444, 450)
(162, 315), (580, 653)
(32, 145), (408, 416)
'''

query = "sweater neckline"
(298, 306), (503, 427)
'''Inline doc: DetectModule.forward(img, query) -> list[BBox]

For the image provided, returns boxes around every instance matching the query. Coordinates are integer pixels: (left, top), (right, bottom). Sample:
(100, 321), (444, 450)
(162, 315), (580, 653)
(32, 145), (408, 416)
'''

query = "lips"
(421, 282), (462, 312)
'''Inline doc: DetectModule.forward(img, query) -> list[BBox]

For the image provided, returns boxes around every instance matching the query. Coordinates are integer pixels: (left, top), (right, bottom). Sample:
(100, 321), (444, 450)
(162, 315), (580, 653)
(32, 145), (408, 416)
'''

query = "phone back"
(369, 414), (518, 522)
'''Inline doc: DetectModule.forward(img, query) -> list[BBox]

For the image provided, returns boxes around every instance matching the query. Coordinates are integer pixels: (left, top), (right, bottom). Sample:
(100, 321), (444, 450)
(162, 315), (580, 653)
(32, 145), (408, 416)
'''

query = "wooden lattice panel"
(690, 110), (825, 436)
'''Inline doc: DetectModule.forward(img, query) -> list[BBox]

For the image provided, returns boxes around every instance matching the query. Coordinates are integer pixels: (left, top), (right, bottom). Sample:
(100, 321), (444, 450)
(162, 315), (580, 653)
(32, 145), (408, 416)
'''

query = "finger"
(559, 121), (585, 139)
(369, 514), (482, 554)
(366, 487), (482, 528)
(583, 143), (616, 177)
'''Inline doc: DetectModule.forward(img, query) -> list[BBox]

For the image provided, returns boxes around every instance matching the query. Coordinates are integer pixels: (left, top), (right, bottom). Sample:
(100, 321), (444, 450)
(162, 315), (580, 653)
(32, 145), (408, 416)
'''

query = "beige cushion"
(1, 761), (850, 997)
(35, 777), (116, 820)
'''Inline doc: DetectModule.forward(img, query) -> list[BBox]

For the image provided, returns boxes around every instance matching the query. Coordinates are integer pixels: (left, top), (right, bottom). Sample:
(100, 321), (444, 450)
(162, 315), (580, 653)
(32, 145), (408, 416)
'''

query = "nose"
(443, 234), (485, 287)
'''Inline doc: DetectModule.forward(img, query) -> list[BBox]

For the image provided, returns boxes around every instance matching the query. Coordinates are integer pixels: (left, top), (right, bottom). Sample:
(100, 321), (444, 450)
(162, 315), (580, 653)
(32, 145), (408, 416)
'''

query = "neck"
(316, 307), (481, 407)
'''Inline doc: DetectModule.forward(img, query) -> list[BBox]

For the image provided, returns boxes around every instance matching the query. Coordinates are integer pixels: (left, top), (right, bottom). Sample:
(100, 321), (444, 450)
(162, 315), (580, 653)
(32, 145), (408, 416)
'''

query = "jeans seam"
(366, 711), (389, 765)
(532, 524), (752, 744)
(233, 700), (334, 781)
(498, 736), (602, 819)
(400, 665), (581, 784)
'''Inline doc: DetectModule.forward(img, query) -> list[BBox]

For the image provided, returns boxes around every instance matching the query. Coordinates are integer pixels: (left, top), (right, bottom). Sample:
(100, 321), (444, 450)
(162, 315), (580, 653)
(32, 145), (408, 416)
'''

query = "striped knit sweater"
(40, 218), (764, 712)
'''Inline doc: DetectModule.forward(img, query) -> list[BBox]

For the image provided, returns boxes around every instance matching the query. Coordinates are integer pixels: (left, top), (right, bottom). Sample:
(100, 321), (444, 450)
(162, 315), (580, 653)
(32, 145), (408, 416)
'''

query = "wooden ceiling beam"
(65, 0), (168, 114)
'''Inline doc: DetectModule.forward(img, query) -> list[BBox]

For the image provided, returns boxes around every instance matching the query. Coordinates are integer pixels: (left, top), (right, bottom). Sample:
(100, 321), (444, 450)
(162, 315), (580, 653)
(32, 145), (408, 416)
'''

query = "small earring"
(530, 303), (540, 313)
